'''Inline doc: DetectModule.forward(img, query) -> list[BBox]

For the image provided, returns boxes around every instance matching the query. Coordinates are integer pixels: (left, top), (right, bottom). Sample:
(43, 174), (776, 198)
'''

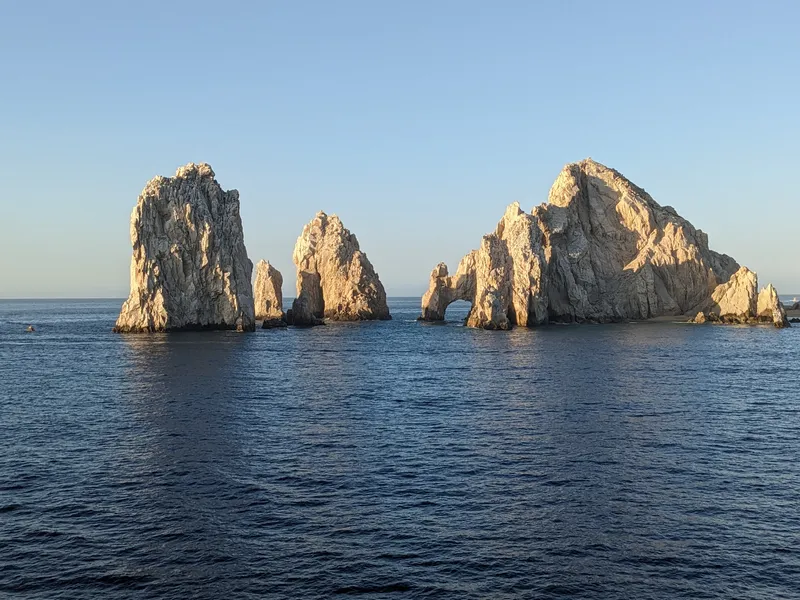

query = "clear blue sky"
(1, 0), (798, 298)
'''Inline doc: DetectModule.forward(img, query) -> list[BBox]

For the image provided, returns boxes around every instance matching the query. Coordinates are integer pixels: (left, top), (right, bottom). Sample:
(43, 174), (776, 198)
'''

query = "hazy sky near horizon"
(1, 0), (798, 298)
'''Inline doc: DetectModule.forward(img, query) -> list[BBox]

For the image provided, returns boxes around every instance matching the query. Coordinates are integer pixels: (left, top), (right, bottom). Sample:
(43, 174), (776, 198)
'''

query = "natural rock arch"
(421, 159), (789, 329)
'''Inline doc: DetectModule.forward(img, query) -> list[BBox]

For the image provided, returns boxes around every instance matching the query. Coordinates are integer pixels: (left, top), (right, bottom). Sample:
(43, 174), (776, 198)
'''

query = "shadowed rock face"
(114, 163), (255, 333)
(292, 211), (390, 322)
(285, 296), (324, 327)
(254, 260), (285, 322)
(422, 159), (788, 329)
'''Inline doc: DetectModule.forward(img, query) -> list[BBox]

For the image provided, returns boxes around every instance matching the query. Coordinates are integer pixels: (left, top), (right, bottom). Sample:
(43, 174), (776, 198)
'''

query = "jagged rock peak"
(114, 162), (255, 333)
(292, 211), (390, 321)
(176, 162), (215, 178)
(420, 158), (786, 330)
(548, 158), (654, 209)
(757, 283), (790, 328)
(704, 266), (758, 322)
(254, 260), (286, 327)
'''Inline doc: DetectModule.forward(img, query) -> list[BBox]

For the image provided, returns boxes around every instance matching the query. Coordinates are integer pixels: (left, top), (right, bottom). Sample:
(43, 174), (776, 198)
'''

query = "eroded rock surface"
(756, 283), (789, 328)
(422, 158), (789, 329)
(292, 212), (390, 321)
(700, 266), (758, 323)
(690, 268), (789, 328)
(254, 260), (286, 327)
(114, 163), (255, 332)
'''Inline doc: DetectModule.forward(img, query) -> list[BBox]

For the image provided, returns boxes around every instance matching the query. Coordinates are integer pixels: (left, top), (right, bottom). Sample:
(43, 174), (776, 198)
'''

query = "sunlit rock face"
(419, 204), (545, 329)
(699, 266), (758, 323)
(114, 163), (255, 333)
(292, 211), (390, 322)
(422, 158), (788, 329)
(756, 283), (789, 328)
(690, 269), (789, 328)
(539, 159), (739, 322)
(254, 260), (286, 327)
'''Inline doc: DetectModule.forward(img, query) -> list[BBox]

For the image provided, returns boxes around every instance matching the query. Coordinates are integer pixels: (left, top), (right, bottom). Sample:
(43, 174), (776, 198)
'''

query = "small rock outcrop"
(285, 296), (324, 327)
(422, 158), (789, 330)
(691, 269), (789, 328)
(698, 267), (758, 324)
(114, 163), (255, 333)
(292, 211), (390, 322)
(756, 283), (789, 328)
(254, 260), (286, 328)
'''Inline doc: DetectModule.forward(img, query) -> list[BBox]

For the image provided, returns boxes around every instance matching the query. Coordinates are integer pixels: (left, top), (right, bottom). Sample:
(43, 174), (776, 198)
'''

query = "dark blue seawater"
(2, 298), (800, 599)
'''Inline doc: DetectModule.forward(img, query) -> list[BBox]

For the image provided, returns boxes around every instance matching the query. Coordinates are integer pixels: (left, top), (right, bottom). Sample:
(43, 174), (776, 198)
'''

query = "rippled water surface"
(2, 298), (800, 599)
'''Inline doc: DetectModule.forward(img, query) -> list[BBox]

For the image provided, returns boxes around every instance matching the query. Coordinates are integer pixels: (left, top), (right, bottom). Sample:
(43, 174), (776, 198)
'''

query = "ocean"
(1, 298), (799, 599)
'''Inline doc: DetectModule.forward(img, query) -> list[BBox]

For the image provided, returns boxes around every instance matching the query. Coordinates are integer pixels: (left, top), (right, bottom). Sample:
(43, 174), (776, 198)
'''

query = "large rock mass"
(114, 163), (255, 333)
(254, 259), (286, 328)
(421, 158), (789, 329)
(291, 211), (390, 322)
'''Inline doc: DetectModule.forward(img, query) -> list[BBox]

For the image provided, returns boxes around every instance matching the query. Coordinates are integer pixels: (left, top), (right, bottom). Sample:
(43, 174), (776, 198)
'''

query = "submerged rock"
(261, 317), (288, 329)
(292, 211), (390, 322)
(254, 260), (286, 326)
(114, 163), (255, 333)
(421, 158), (788, 330)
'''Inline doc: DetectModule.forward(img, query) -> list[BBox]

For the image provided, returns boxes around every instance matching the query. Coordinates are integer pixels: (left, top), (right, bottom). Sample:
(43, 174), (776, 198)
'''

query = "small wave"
(333, 582), (412, 595)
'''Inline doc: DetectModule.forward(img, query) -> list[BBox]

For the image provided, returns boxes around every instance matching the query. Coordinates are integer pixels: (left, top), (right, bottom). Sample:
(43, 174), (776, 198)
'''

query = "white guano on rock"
(114, 163), (255, 332)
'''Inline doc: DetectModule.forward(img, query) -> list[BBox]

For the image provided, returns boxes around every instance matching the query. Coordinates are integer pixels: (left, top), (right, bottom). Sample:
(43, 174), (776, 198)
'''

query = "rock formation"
(756, 284), (790, 327)
(291, 211), (390, 322)
(285, 296), (324, 327)
(699, 266), (758, 323)
(688, 268), (788, 327)
(254, 260), (286, 328)
(114, 163), (255, 333)
(421, 158), (789, 329)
